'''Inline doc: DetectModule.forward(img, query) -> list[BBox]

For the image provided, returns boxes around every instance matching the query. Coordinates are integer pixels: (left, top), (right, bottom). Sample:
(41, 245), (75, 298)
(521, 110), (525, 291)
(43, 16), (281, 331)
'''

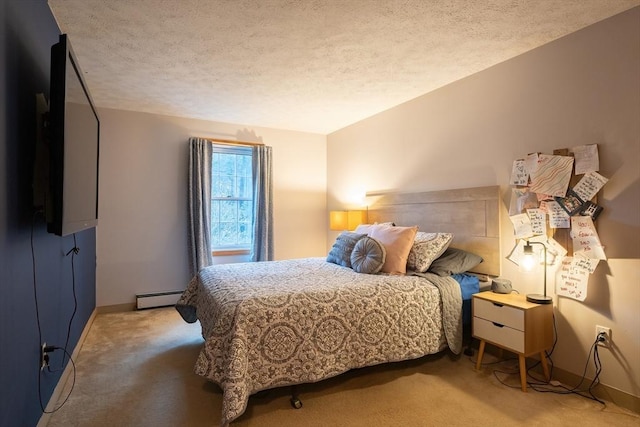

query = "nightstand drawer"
(473, 317), (524, 353)
(473, 297), (524, 331)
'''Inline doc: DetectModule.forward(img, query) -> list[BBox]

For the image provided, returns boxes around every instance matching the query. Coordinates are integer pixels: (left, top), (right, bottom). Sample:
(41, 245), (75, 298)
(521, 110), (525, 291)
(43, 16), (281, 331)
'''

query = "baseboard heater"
(136, 290), (183, 310)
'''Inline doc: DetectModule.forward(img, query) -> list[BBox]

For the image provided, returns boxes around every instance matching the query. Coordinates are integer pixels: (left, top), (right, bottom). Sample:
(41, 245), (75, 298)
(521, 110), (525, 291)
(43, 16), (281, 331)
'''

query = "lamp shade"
(329, 211), (348, 231)
(329, 210), (367, 231)
(347, 210), (367, 230)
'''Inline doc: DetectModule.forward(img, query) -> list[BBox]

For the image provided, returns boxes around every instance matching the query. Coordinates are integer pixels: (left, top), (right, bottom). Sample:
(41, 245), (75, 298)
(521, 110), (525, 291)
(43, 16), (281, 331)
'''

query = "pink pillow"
(354, 224), (379, 235)
(369, 225), (418, 275)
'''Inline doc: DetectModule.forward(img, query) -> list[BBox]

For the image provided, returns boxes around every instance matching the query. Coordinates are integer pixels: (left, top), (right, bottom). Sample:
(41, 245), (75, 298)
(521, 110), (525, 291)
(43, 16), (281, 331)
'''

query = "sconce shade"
(329, 210), (367, 231)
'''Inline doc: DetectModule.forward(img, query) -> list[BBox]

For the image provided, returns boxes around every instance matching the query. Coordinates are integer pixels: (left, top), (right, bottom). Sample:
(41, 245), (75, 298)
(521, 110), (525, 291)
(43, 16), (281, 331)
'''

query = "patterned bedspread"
(176, 257), (462, 426)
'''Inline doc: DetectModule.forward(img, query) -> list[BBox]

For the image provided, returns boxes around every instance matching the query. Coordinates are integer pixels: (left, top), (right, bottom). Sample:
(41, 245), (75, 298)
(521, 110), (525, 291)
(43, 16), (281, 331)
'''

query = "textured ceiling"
(48, 0), (639, 134)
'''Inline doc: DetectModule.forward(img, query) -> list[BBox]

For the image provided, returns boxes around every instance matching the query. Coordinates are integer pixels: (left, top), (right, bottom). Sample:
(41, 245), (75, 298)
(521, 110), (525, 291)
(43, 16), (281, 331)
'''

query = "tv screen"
(48, 34), (100, 236)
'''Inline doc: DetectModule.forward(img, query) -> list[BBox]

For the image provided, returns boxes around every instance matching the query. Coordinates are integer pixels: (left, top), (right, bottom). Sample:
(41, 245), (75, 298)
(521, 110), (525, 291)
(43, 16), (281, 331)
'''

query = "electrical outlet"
(595, 325), (611, 348)
(40, 342), (49, 370)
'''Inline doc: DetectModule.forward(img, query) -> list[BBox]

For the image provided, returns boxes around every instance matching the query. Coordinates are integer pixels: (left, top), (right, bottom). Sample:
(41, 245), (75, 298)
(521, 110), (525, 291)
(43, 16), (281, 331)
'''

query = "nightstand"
(472, 291), (554, 392)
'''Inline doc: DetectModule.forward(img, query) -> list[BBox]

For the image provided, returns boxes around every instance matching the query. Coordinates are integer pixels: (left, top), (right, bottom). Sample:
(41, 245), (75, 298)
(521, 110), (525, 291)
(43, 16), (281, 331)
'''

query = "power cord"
(31, 213), (78, 413)
(526, 333), (605, 405)
(62, 234), (79, 365)
(40, 346), (77, 412)
(485, 312), (606, 405)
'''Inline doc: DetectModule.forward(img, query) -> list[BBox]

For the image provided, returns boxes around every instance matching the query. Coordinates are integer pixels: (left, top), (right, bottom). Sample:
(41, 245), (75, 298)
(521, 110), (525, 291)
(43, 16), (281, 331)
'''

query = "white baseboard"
(37, 308), (97, 427)
(136, 290), (183, 309)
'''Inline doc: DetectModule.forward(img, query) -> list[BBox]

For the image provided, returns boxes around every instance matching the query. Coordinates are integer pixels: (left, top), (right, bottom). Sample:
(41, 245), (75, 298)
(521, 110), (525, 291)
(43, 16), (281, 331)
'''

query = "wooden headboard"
(366, 185), (501, 277)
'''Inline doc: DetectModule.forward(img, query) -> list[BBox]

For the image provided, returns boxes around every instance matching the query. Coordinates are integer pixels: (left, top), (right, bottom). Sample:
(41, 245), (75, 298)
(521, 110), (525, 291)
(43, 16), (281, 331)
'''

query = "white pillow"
(406, 232), (453, 273)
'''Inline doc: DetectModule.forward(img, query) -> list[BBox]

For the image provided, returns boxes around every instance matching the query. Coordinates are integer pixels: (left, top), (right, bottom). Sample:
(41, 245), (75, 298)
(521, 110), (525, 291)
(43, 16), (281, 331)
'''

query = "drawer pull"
(492, 302), (504, 307)
(492, 322), (505, 328)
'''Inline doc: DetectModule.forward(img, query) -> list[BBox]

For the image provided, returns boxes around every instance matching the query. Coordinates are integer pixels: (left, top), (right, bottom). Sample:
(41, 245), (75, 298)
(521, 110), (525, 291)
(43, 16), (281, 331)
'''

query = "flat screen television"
(47, 34), (100, 236)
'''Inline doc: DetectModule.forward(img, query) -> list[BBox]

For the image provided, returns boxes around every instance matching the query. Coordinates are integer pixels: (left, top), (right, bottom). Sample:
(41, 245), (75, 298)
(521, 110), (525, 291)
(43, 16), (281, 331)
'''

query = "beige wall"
(328, 8), (639, 401)
(96, 109), (327, 306)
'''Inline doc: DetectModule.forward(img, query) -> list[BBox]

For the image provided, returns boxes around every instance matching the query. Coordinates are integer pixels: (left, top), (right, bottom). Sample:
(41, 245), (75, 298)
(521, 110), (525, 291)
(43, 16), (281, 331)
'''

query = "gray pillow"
(428, 247), (483, 276)
(326, 232), (367, 268)
(350, 236), (386, 274)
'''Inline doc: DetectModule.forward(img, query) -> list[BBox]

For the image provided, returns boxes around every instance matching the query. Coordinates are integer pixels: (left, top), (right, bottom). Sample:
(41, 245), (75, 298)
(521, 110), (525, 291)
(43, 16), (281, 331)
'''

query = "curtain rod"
(197, 137), (264, 147)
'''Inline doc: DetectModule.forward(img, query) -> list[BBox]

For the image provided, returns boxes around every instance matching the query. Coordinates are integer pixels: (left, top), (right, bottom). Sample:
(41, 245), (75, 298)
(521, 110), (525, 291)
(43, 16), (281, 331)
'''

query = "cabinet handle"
(492, 302), (504, 307)
(492, 322), (505, 328)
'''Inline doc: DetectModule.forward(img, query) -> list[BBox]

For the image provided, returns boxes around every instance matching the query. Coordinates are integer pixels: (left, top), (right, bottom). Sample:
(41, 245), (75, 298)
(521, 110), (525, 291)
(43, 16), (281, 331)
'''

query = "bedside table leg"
(540, 352), (550, 381)
(476, 340), (486, 371)
(518, 354), (527, 392)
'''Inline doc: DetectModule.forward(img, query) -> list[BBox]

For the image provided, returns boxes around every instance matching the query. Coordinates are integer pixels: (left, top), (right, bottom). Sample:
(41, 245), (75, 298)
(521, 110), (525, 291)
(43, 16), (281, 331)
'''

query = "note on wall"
(510, 213), (533, 239)
(529, 154), (574, 197)
(573, 171), (608, 202)
(570, 216), (607, 260)
(548, 200), (570, 228)
(556, 257), (591, 301)
(526, 208), (546, 236)
(510, 159), (528, 186)
(525, 153), (539, 177)
(546, 236), (568, 266)
(508, 188), (539, 215)
(571, 144), (599, 175)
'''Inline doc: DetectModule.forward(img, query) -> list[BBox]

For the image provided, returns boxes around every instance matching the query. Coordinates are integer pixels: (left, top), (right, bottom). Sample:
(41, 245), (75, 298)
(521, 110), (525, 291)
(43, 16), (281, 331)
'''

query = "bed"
(176, 186), (501, 426)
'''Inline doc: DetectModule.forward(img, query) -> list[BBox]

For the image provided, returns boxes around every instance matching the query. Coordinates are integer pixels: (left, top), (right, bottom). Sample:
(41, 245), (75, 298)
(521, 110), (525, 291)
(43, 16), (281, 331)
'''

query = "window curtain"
(188, 137), (213, 275)
(251, 145), (274, 261)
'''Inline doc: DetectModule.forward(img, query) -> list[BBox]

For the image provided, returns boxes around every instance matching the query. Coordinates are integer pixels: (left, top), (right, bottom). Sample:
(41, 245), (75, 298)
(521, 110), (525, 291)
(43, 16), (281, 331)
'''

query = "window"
(210, 145), (253, 253)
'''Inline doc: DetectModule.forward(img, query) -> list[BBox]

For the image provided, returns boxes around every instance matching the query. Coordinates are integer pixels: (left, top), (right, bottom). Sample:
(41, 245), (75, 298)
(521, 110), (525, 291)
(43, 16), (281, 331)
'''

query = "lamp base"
(526, 293), (553, 304)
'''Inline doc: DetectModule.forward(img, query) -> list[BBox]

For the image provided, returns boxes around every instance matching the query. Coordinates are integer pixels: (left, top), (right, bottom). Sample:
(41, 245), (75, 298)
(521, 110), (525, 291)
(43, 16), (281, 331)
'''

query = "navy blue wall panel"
(1, 1), (97, 426)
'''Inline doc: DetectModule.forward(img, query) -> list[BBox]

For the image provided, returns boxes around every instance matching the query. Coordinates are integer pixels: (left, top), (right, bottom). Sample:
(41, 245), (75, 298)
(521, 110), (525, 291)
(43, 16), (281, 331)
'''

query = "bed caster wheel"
(290, 398), (303, 409)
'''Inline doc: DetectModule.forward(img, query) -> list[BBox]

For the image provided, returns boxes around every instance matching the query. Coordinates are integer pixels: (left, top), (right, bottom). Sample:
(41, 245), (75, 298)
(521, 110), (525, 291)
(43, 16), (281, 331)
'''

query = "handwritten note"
(556, 257), (590, 301)
(571, 144), (599, 175)
(570, 216), (607, 260)
(526, 208), (546, 236)
(510, 159), (528, 186)
(525, 153), (539, 177)
(529, 154), (574, 197)
(510, 213), (533, 239)
(574, 255), (600, 273)
(547, 201), (570, 228)
(573, 171), (608, 202)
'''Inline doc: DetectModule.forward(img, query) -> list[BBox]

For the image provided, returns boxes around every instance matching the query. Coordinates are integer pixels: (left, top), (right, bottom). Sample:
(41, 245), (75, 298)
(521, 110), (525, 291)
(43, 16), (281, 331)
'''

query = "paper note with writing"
(573, 254), (600, 273)
(536, 193), (552, 202)
(573, 171), (608, 202)
(529, 154), (574, 197)
(570, 216), (607, 260)
(548, 201), (570, 228)
(538, 200), (552, 214)
(571, 144), (599, 175)
(525, 153), (539, 177)
(556, 257), (590, 301)
(510, 213), (533, 239)
(510, 159), (528, 186)
(526, 208), (546, 236)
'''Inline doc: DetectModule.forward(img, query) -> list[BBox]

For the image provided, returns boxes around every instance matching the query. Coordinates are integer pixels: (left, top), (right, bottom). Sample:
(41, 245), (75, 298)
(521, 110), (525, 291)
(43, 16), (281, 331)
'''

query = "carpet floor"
(45, 307), (639, 427)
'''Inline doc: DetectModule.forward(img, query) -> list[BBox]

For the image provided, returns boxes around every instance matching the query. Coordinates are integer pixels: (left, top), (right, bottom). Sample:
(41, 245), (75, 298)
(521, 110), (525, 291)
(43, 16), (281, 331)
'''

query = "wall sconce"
(522, 240), (552, 304)
(329, 210), (367, 231)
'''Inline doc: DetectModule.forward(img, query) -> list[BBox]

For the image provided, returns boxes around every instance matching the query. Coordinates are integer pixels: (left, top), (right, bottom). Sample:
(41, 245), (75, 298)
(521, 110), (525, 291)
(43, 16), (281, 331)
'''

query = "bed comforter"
(176, 257), (462, 425)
